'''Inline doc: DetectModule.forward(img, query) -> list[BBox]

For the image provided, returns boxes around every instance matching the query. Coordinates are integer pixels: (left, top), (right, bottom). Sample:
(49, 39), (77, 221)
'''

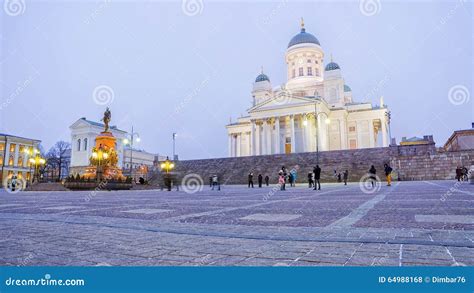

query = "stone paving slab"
(0, 180), (473, 266)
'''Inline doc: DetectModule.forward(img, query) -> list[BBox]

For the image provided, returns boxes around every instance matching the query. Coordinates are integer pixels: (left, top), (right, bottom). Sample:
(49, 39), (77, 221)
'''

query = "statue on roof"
(101, 107), (111, 132)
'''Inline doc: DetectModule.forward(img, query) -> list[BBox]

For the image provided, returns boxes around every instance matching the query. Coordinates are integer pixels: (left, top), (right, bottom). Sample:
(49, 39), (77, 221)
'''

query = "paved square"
(122, 209), (172, 214)
(240, 213), (302, 222)
(0, 180), (473, 266)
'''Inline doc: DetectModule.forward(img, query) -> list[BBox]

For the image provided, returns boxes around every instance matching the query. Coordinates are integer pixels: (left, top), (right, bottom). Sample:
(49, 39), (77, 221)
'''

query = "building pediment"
(249, 96), (318, 113)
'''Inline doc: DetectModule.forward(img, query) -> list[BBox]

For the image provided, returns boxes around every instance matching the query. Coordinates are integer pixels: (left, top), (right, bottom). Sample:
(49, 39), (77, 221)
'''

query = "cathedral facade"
(226, 20), (391, 157)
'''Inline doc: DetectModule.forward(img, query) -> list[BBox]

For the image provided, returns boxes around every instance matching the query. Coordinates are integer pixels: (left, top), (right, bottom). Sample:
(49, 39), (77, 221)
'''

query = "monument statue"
(102, 107), (111, 132)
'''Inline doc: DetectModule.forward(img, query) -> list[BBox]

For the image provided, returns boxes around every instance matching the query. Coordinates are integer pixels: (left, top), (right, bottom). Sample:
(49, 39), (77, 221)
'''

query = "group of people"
(246, 163), (395, 190)
(368, 164), (393, 187)
(455, 166), (470, 182)
(247, 173), (270, 188)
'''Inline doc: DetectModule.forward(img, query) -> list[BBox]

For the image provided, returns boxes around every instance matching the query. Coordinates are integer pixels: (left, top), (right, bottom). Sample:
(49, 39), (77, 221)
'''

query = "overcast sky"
(1, 0), (472, 159)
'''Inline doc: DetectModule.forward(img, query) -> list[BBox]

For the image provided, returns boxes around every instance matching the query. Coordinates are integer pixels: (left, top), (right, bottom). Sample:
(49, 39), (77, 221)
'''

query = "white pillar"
(290, 115), (296, 153)
(382, 120), (388, 147)
(255, 121), (261, 155)
(236, 133), (241, 157)
(339, 119), (346, 150)
(303, 115), (309, 152)
(266, 120), (272, 154)
(250, 121), (256, 156)
(274, 117), (280, 154)
(317, 114), (322, 151)
(261, 122), (267, 155)
(369, 120), (375, 148)
(228, 135), (232, 157)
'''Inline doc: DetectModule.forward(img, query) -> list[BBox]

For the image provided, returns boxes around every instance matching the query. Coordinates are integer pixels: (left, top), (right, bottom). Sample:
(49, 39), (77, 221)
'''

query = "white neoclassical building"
(226, 20), (391, 157)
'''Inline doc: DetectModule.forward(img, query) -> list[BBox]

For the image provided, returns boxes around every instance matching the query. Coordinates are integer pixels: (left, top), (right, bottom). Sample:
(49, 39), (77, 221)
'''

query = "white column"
(250, 121), (256, 156)
(368, 120), (375, 148)
(228, 135), (232, 157)
(261, 122), (267, 155)
(339, 119), (346, 150)
(303, 115), (309, 152)
(14, 145), (19, 166)
(290, 115), (296, 153)
(274, 117), (280, 154)
(236, 133), (241, 157)
(265, 120), (271, 154)
(255, 121), (261, 155)
(382, 120), (388, 147)
(317, 114), (322, 151)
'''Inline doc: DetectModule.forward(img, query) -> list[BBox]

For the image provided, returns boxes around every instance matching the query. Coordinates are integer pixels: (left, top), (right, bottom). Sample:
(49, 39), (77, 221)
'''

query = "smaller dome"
(255, 73), (270, 83)
(344, 84), (352, 92)
(325, 62), (340, 71)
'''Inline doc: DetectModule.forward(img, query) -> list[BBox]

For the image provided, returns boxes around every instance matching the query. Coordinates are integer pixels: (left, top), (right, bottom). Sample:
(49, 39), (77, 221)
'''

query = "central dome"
(288, 21), (320, 48)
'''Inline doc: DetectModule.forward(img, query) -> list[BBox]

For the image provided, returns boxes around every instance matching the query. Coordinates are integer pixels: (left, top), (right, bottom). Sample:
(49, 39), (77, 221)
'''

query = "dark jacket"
(313, 167), (321, 180)
(384, 165), (393, 176)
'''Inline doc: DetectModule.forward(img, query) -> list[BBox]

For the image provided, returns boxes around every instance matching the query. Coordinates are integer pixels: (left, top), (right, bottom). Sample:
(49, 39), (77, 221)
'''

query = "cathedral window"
(77, 139), (81, 151)
(298, 67), (304, 76)
(307, 59), (311, 63)
(307, 67), (313, 76)
(84, 138), (88, 151)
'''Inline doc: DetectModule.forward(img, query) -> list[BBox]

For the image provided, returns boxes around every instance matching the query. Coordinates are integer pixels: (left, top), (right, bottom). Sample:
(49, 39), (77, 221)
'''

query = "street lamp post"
(160, 156), (175, 191)
(28, 150), (45, 184)
(123, 126), (140, 179)
(172, 132), (177, 160)
(385, 111), (392, 146)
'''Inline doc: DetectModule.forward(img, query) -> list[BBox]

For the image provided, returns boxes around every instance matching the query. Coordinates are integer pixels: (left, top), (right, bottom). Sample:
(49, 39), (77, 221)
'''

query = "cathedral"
(226, 19), (391, 157)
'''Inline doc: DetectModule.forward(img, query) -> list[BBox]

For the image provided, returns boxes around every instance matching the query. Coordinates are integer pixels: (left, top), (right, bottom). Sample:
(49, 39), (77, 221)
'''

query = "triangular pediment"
(249, 96), (317, 113)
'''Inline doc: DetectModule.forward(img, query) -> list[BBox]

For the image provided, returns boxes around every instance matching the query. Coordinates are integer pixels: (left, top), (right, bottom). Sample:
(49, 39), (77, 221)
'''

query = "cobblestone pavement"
(0, 180), (473, 266)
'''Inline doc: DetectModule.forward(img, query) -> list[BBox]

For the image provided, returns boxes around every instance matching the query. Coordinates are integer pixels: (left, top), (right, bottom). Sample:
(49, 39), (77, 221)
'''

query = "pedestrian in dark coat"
(384, 164), (393, 186)
(455, 167), (462, 181)
(313, 165), (321, 190)
(264, 175), (269, 186)
(258, 174), (263, 188)
(369, 165), (377, 187)
(308, 172), (314, 188)
(343, 170), (348, 185)
(248, 173), (254, 188)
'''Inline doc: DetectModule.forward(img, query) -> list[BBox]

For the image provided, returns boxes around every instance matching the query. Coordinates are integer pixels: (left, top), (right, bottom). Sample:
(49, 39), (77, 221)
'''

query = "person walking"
(248, 172), (254, 188)
(384, 164), (393, 186)
(343, 170), (348, 185)
(258, 174), (263, 188)
(313, 165), (321, 190)
(278, 171), (285, 191)
(369, 165), (377, 187)
(264, 175), (269, 186)
(455, 167), (462, 181)
(308, 172), (314, 188)
(288, 173), (293, 187)
(211, 175), (219, 190)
